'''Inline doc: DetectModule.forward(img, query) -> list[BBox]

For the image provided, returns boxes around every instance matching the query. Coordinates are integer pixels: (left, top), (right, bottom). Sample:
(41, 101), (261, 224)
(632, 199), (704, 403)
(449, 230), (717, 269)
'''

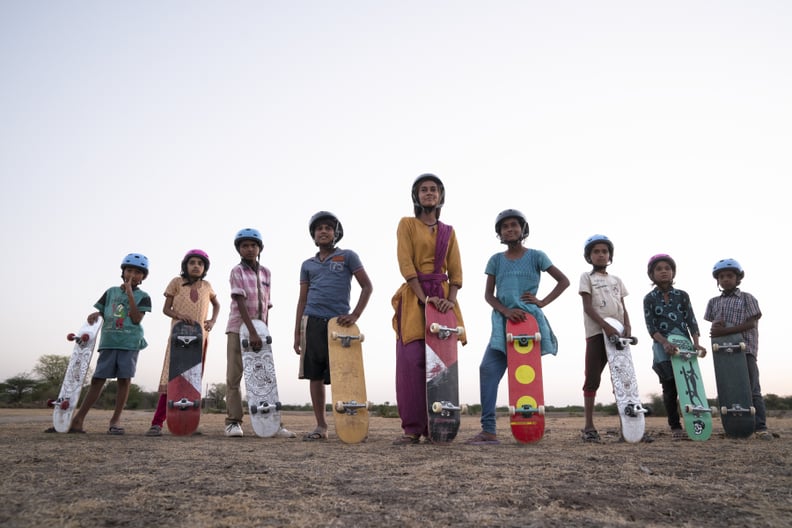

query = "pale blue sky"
(1, 1), (789, 407)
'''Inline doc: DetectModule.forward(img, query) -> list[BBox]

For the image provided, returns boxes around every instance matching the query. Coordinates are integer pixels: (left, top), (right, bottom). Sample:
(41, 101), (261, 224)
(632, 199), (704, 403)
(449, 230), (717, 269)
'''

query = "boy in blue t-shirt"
(293, 212), (372, 441)
(69, 254), (152, 435)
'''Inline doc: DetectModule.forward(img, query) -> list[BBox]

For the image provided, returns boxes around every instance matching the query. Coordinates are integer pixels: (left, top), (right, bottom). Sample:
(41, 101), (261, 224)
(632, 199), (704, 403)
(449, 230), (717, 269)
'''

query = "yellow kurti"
(391, 217), (466, 345)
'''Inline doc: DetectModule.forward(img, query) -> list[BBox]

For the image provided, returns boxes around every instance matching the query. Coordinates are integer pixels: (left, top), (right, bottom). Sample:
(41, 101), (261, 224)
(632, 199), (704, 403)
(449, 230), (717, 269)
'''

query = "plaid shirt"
(225, 261), (271, 333)
(704, 288), (761, 357)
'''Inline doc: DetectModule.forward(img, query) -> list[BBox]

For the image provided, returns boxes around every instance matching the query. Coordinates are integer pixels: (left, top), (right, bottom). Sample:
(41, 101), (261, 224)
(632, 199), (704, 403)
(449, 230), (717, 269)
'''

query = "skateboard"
(602, 317), (647, 443)
(241, 319), (281, 437)
(505, 316), (545, 443)
(711, 332), (755, 438)
(328, 318), (370, 444)
(48, 317), (103, 432)
(425, 303), (465, 443)
(667, 330), (716, 441)
(165, 321), (204, 436)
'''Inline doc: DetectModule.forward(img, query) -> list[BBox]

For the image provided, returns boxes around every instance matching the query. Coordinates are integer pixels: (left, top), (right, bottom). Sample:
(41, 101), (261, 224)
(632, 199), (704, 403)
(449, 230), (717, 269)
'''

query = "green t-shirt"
(95, 286), (151, 351)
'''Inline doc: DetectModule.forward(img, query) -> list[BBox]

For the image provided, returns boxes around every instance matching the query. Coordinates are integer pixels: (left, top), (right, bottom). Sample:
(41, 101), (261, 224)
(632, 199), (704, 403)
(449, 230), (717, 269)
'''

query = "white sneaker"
(274, 426), (296, 438)
(225, 423), (243, 437)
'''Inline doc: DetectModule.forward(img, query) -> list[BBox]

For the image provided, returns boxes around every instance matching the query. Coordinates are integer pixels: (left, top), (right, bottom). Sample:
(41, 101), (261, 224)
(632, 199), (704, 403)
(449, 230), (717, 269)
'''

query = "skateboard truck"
(241, 335), (273, 349)
(330, 331), (365, 348)
(508, 404), (545, 417)
(506, 332), (541, 346)
(608, 334), (638, 351)
(169, 398), (200, 410)
(429, 323), (465, 341)
(712, 340), (746, 353)
(684, 404), (717, 416)
(720, 403), (756, 416)
(250, 400), (281, 415)
(624, 402), (648, 417)
(175, 335), (199, 347)
(67, 332), (91, 346)
(431, 400), (463, 417)
(334, 399), (371, 415)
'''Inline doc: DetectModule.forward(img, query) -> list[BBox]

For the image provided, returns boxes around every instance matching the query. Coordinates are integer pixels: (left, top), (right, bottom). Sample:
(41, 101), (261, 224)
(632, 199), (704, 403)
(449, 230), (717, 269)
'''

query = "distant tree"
(206, 383), (227, 410)
(33, 355), (71, 387)
(1, 373), (39, 404)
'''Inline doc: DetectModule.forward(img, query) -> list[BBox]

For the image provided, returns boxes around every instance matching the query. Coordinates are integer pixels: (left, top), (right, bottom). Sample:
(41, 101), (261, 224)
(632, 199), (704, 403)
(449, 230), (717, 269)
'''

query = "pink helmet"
(182, 249), (210, 278)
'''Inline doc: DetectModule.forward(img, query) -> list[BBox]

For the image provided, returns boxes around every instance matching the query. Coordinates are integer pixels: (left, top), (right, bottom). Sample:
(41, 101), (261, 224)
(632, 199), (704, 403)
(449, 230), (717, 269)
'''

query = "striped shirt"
(225, 261), (271, 333)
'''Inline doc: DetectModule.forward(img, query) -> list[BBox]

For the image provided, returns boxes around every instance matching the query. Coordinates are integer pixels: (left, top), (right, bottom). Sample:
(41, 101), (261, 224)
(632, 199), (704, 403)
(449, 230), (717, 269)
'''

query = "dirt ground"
(1, 409), (789, 528)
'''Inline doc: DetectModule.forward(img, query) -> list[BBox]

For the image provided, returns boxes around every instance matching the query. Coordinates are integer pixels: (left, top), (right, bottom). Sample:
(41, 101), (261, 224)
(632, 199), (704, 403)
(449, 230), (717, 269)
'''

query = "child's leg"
(226, 333), (244, 426)
(310, 379), (327, 431)
(582, 336), (607, 432)
(746, 354), (768, 431)
(151, 393), (167, 427)
(478, 345), (507, 435)
(110, 378), (131, 427)
(661, 378), (681, 430)
(70, 378), (106, 430)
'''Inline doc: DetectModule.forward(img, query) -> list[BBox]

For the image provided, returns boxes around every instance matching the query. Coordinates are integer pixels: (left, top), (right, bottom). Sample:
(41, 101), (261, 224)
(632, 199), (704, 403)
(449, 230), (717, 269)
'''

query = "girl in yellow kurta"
(391, 174), (465, 444)
(145, 250), (220, 436)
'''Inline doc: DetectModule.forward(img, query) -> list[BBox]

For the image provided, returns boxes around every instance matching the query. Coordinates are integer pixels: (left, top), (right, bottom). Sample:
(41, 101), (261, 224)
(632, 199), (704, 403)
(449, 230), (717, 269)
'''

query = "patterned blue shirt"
(643, 287), (700, 365)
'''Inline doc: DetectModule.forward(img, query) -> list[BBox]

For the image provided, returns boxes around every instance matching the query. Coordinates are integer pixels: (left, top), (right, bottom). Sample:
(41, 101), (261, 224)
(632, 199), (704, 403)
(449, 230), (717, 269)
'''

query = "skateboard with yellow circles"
(506, 316), (545, 443)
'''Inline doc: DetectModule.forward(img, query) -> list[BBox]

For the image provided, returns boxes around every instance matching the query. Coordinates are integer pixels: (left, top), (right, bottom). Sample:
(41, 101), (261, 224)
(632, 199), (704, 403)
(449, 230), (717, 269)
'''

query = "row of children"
(63, 173), (771, 444)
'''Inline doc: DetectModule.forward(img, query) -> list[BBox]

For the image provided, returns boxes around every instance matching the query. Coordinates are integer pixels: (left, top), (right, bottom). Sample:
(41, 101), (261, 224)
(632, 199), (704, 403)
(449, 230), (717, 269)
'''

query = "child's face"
(590, 243), (611, 267)
(499, 218), (523, 243)
(186, 257), (206, 279)
(238, 240), (261, 260)
(417, 180), (441, 208)
(313, 222), (336, 246)
(716, 270), (738, 290)
(122, 266), (145, 286)
(651, 261), (674, 284)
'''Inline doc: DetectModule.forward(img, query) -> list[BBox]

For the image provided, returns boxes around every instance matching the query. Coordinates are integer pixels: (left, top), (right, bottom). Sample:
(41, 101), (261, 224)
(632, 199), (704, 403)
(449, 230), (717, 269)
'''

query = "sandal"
(392, 434), (421, 445)
(465, 431), (500, 445)
(302, 430), (327, 441)
(671, 429), (687, 440)
(145, 425), (162, 437)
(67, 427), (86, 434)
(581, 429), (602, 443)
(107, 425), (125, 436)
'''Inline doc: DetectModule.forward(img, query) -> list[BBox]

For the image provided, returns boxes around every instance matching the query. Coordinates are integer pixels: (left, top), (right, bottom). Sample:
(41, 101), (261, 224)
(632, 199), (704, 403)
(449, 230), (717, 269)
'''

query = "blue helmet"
(121, 253), (149, 278)
(584, 234), (613, 264)
(712, 258), (744, 280)
(309, 211), (344, 244)
(234, 228), (263, 250)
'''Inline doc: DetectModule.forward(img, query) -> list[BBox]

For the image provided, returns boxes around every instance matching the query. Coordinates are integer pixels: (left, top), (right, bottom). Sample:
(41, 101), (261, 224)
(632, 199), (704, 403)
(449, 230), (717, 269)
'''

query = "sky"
(1, 1), (789, 409)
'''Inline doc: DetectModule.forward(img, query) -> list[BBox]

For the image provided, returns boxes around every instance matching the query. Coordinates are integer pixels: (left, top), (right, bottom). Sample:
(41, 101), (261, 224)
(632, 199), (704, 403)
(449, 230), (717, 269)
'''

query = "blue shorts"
(94, 349), (139, 379)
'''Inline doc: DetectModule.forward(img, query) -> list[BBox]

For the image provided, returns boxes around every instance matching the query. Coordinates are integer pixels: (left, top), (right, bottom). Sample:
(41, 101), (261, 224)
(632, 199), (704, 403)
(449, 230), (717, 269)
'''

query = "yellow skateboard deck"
(328, 318), (369, 444)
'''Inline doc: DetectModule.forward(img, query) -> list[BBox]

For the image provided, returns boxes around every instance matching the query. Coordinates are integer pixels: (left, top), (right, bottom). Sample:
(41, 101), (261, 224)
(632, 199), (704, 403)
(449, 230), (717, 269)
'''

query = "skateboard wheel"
(335, 401), (345, 413)
(168, 401), (174, 409)
(429, 323), (440, 334)
(456, 326), (465, 339)
(249, 405), (257, 415)
(359, 333), (365, 343)
(629, 337), (638, 345)
(739, 342), (746, 351)
(537, 405), (545, 415)
(431, 401), (443, 413)
(710, 406), (718, 415)
(67, 333), (77, 341)
(60, 400), (70, 410)
(712, 343), (720, 352)
(241, 339), (249, 348)
(721, 406), (728, 416)
(461, 404), (469, 414)
(47, 399), (55, 408)
(534, 332), (541, 343)
(750, 406), (756, 416)
(684, 404), (692, 413)
(265, 335), (272, 345)
(330, 331), (339, 340)
(506, 333), (514, 343)
(508, 405), (516, 416)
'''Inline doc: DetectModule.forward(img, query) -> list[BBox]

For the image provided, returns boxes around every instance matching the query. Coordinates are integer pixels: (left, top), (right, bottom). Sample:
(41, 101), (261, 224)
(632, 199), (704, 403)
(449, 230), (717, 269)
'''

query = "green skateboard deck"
(667, 330), (715, 441)
(711, 332), (755, 438)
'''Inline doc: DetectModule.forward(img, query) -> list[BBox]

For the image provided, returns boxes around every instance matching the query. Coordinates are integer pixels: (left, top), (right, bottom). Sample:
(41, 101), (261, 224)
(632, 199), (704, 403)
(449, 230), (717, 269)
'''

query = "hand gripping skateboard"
(602, 317), (647, 443)
(505, 316), (545, 443)
(328, 317), (370, 444)
(241, 319), (282, 437)
(711, 332), (755, 438)
(48, 317), (103, 432)
(667, 330), (716, 441)
(166, 321), (204, 436)
(425, 303), (465, 443)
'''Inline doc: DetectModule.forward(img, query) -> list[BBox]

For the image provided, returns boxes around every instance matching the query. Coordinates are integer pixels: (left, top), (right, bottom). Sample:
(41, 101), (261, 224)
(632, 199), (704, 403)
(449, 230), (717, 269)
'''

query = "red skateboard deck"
(166, 321), (204, 436)
(425, 303), (464, 443)
(505, 316), (545, 443)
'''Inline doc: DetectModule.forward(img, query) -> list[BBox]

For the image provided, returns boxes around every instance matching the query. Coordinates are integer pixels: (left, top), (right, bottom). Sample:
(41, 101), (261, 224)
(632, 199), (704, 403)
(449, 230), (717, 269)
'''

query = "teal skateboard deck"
(712, 332), (755, 438)
(667, 330), (715, 441)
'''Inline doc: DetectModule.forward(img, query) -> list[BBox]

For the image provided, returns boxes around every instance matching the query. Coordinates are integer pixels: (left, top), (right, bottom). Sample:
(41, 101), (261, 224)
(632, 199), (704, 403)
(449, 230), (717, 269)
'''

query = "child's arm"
(163, 294), (196, 325)
(234, 294), (261, 350)
(87, 311), (102, 324)
(205, 294), (220, 332)
(710, 315), (758, 338)
(521, 265), (570, 308)
(485, 274), (525, 322)
(337, 269), (373, 327)
(293, 283), (308, 355)
(122, 279), (145, 325)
